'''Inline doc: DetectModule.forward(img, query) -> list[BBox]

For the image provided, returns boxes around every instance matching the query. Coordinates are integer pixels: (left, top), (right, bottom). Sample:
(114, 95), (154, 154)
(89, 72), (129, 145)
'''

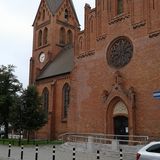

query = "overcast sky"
(0, 0), (95, 88)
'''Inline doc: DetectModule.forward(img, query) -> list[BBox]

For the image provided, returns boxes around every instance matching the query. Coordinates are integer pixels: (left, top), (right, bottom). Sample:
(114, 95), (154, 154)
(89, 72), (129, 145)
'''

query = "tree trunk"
(4, 121), (8, 139)
(27, 131), (30, 143)
(18, 129), (22, 146)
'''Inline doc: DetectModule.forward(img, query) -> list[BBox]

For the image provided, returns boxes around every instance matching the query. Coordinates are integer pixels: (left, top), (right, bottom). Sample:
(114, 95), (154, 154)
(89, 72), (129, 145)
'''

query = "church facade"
(29, 0), (160, 140)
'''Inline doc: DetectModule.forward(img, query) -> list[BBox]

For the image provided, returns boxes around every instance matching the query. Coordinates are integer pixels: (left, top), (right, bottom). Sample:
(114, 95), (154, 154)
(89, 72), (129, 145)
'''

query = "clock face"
(39, 52), (45, 63)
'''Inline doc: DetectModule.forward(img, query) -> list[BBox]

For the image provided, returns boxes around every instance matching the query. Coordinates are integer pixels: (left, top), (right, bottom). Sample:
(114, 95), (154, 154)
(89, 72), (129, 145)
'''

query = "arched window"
(43, 27), (48, 45)
(38, 12), (41, 20)
(67, 30), (73, 44)
(62, 83), (70, 119)
(103, 0), (105, 10)
(79, 36), (83, 50)
(42, 9), (45, 20)
(42, 88), (49, 115)
(117, 0), (123, 15)
(64, 9), (69, 21)
(59, 27), (66, 44)
(38, 30), (42, 47)
(153, 0), (155, 9)
(90, 18), (94, 33)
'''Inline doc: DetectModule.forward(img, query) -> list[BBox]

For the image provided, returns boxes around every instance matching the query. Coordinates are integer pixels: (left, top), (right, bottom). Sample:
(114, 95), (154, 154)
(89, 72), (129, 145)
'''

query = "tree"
(0, 65), (22, 138)
(20, 85), (47, 142)
(9, 95), (23, 144)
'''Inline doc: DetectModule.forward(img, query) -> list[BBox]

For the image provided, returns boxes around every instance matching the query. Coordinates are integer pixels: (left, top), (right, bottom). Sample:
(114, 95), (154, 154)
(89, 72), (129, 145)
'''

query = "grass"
(0, 138), (63, 146)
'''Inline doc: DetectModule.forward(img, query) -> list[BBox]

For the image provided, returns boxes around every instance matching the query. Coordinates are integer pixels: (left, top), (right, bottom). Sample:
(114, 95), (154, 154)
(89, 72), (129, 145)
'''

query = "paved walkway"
(0, 144), (136, 160)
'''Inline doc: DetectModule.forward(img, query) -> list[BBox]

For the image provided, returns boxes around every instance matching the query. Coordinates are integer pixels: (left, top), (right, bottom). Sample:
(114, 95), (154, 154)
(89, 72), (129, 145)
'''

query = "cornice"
(132, 21), (146, 29)
(109, 14), (130, 25)
(35, 19), (51, 30)
(77, 50), (95, 59)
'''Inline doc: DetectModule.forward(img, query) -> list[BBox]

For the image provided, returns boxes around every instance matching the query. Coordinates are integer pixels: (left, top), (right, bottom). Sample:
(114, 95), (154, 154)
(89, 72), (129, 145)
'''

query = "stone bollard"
(8, 144), (11, 158)
(20, 144), (24, 160)
(52, 145), (55, 160)
(72, 147), (76, 160)
(97, 150), (100, 159)
(119, 148), (123, 160)
(35, 144), (38, 160)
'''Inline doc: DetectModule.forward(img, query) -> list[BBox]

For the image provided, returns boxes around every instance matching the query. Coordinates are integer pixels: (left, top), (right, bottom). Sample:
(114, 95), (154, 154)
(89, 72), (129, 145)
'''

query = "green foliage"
(9, 95), (23, 130)
(0, 65), (47, 140)
(21, 85), (47, 132)
(10, 85), (47, 142)
(0, 65), (22, 138)
(0, 138), (63, 146)
(22, 86), (47, 131)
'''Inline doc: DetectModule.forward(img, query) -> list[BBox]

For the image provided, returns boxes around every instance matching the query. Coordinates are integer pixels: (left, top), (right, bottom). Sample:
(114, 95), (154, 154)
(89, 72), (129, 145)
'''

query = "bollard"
(52, 145), (55, 160)
(72, 147), (76, 160)
(20, 144), (24, 160)
(97, 150), (100, 159)
(8, 144), (11, 158)
(120, 148), (123, 160)
(35, 144), (38, 160)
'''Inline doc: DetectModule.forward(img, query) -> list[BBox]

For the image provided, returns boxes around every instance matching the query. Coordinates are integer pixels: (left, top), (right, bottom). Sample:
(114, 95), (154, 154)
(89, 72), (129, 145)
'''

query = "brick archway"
(106, 98), (129, 135)
(103, 71), (136, 136)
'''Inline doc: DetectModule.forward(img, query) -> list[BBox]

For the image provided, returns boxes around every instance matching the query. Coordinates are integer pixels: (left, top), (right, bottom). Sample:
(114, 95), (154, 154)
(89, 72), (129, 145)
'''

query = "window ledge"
(56, 43), (66, 47)
(35, 43), (50, 51)
(61, 118), (67, 123)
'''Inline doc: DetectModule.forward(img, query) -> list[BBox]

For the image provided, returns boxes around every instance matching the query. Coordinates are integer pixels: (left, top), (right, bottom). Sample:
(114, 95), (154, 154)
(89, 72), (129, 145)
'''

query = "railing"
(58, 133), (149, 145)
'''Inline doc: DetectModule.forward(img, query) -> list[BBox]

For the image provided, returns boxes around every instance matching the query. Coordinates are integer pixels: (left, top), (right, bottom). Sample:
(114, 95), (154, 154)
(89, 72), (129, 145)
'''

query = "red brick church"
(29, 0), (160, 140)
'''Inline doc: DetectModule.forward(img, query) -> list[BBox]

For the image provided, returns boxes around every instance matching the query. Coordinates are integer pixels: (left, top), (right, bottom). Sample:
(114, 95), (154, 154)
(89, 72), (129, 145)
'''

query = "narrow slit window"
(59, 27), (66, 44)
(43, 27), (48, 45)
(42, 88), (49, 117)
(153, 0), (155, 10)
(62, 83), (70, 119)
(90, 19), (94, 33)
(67, 30), (73, 44)
(42, 9), (45, 20)
(117, 0), (123, 15)
(38, 30), (42, 47)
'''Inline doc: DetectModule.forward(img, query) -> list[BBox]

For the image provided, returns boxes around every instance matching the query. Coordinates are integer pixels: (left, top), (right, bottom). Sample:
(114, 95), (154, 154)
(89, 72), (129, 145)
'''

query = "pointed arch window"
(79, 36), (83, 51)
(153, 0), (155, 9)
(90, 18), (94, 33)
(62, 83), (70, 119)
(38, 12), (41, 20)
(103, 0), (105, 10)
(67, 30), (73, 44)
(42, 9), (45, 20)
(43, 27), (48, 45)
(117, 0), (123, 15)
(42, 87), (49, 115)
(59, 27), (66, 45)
(38, 30), (42, 47)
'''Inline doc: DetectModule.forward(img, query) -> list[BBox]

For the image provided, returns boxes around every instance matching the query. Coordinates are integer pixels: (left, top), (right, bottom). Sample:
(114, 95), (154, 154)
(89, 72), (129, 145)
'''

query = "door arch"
(106, 99), (130, 135)
(113, 101), (128, 136)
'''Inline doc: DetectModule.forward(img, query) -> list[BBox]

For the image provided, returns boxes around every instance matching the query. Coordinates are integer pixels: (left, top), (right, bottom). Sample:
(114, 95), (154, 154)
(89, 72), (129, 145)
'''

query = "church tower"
(30, 0), (79, 84)
(29, 0), (79, 139)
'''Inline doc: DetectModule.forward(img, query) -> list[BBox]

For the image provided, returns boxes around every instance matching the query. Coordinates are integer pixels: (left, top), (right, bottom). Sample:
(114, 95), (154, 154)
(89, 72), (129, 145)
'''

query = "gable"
(54, 0), (80, 26)
(32, 0), (52, 26)
(33, 0), (79, 26)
